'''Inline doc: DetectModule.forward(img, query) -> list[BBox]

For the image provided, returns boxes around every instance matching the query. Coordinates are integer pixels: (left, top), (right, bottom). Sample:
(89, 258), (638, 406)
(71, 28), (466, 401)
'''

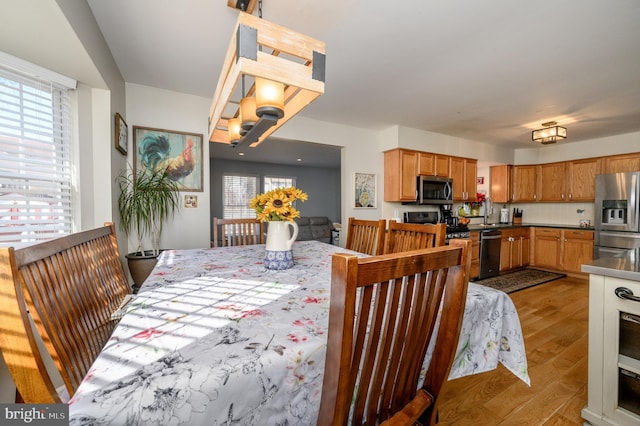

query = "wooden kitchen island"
(581, 249), (640, 426)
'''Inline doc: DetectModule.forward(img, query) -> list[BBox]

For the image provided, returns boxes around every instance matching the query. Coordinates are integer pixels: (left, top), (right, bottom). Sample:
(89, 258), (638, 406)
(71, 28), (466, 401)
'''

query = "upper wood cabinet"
(384, 148), (477, 203)
(566, 158), (600, 201)
(450, 156), (477, 202)
(418, 152), (449, 176)
(511, 165), (538, 202)
(604, 152), (640, 174)
(490, 164), (512, 203)
(384, 149), (418, 202)
(494, 157), (601, 203)
(538, 162), (566, 202)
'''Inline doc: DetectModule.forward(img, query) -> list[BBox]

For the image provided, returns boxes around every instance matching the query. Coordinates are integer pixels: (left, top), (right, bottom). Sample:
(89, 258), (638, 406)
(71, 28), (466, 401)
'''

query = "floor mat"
(473, 268), (566, 294)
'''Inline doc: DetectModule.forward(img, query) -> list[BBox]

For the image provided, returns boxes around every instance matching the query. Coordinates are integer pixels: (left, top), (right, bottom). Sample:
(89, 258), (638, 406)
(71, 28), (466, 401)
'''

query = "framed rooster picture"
(133, 126), (203, 192)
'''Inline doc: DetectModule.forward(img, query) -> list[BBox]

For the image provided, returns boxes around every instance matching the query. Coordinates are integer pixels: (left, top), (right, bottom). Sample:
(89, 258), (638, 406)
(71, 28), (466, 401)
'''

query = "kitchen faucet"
(483, 196), (492, 225)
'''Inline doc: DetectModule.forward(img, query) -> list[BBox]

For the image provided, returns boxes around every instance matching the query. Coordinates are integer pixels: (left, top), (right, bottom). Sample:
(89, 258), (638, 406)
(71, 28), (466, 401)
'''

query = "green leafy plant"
(117, 167), (180, 256)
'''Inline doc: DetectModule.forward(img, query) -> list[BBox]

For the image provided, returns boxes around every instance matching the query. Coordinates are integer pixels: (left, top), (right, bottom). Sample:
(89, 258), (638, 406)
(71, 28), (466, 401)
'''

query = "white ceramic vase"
(264, 221), (298, 270)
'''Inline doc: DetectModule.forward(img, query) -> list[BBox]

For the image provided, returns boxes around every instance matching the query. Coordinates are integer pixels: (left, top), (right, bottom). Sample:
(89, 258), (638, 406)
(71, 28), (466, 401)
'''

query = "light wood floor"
(438, 275), (589, 425)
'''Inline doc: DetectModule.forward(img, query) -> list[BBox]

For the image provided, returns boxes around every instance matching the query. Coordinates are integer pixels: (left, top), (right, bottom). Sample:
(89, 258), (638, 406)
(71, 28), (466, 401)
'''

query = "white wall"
(514, 131), (640, 164)
(0, 0), (128, 402)
(271, 116), (383, 229)
(125, 83), (212, 250)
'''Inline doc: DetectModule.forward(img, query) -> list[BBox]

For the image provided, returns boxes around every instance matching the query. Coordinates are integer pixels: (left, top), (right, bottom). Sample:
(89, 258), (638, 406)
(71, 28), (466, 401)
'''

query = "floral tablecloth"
(69, 241), (529, 425)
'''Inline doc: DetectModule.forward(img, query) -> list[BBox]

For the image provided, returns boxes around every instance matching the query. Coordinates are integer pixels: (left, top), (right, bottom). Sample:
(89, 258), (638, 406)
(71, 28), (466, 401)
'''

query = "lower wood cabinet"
(531, 227), (593, 274)
(500, 227), (530, 272)
(531, 228), (562, 270)
(562, 229), (594, 274)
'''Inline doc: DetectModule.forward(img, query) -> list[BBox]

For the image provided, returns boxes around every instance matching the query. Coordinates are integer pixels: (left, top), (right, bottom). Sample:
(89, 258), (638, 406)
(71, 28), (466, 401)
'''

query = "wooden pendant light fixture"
(209, 2), (326, 147)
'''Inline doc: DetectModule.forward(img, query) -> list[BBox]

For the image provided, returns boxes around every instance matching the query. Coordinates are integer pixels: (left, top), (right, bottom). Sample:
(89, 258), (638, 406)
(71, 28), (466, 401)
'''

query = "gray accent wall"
(210, 158), (341, 232)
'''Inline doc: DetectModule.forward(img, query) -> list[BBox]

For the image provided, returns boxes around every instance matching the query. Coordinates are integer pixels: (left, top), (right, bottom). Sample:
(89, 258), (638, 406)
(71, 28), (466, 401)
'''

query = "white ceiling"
(86, 0), (640, 166)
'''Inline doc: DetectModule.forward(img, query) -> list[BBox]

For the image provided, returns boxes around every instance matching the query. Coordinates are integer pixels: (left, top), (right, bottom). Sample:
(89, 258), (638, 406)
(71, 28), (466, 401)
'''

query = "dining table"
(68, 240), (530, 425)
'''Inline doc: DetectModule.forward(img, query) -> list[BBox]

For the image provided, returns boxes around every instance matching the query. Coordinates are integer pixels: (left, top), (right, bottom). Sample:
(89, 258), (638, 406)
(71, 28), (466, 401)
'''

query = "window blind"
(0, 66), (73, 247)
(263, 176), (295, 192)
(222, 174), (258, 219)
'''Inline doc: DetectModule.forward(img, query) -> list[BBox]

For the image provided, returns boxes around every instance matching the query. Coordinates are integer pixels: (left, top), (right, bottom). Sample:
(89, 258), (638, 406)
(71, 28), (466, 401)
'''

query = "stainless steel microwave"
(417, 176), (453, 204)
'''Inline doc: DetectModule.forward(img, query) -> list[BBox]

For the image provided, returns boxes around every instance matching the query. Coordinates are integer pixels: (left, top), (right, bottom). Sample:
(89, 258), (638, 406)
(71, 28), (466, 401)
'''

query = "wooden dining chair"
(318, 239), (471, 426)
(212, 217), (265, 247)
(384, 221), (446, 254)
(344, 217), (387, 255)
(0, 223), (131, 403)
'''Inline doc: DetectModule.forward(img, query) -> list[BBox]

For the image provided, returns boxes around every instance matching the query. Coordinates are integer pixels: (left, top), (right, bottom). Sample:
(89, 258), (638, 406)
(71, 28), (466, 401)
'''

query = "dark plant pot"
(125, 250), (159, 290)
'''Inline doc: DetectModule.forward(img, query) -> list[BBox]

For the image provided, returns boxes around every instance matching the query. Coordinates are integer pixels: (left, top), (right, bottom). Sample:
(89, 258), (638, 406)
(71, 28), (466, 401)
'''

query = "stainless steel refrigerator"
(594, 171), (640, 258)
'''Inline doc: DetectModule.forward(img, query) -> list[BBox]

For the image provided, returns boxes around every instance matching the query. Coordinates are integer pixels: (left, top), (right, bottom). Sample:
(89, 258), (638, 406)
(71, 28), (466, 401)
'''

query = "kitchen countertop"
(467, 223), (595, 232)
(581, 248), (640, 282)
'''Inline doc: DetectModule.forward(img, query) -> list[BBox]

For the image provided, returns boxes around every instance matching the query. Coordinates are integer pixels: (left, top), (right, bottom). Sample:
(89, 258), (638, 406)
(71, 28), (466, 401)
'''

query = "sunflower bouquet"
(249, 187), (308, 222)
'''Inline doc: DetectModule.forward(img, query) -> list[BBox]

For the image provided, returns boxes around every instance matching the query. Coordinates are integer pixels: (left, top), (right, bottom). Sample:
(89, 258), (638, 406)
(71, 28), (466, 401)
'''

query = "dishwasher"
(479, 229), (502, 279)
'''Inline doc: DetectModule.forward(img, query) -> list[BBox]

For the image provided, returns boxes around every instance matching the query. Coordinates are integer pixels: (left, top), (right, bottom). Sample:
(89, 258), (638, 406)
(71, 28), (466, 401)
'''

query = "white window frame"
(0, 52), (76, 247)
(222, 174), (259, 219)
(263, 175), (296, 192)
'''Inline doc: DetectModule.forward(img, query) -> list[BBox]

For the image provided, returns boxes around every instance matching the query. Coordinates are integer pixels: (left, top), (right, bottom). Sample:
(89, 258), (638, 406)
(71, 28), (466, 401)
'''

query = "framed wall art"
(354, 172), (377, 208)
(133, 126), (204, 192)
(114, 113), (128, 155)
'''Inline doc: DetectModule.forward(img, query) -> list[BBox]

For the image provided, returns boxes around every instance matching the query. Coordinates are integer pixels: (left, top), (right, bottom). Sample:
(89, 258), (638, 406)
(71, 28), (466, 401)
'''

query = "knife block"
(513, 216), (522, 225)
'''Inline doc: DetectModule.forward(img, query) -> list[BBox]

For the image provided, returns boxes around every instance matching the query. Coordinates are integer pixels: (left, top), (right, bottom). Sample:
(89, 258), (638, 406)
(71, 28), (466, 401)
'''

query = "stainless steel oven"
(619, 311), (640, 416)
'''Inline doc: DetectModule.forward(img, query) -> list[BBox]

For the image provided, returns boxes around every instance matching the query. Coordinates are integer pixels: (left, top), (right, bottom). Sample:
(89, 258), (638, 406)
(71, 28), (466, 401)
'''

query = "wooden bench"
(0, 222), (131, 403)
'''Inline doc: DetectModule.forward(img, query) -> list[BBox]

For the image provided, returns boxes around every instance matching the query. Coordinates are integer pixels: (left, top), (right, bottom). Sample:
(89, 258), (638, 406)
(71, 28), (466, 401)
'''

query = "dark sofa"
(294, 217), (334, 243)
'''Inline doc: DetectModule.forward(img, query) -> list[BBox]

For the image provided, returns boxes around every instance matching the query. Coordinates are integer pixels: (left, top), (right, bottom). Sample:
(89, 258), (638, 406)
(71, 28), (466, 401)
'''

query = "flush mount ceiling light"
(208, 2), (326, 148)
(532, 121), (567, 145)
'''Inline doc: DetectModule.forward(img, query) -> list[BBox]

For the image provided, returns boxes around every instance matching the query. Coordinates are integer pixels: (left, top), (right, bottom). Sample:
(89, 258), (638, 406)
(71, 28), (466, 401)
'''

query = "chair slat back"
(0, 223), (131, 403)
(319, 239), (471, 426)
(384, 221), (446, 254)
(344, 217), (386, 255)
(212, 217), (265, 247)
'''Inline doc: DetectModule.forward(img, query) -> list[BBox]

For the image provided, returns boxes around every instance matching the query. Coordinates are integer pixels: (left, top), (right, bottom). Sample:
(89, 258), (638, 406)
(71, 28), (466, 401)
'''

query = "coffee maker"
(440, 205), (457, 226)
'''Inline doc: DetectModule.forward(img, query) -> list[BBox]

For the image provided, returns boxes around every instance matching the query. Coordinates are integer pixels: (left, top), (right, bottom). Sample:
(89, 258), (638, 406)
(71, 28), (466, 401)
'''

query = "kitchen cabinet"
(604, 152), (640, 174)
(490, 164), (512, 203)
(418, 152), (449, 177)
(470, 231), (480, 279)
(500, 227), (530, 272)
(538, 162), (566, 202)
(566, 158), (600, 201)
(562, 229), (594, 274)
(384, 149), (418, 202)
(531, 227), (562, 270)
(450, 156), (477, 202)
(496, 157), (599, 204)
(531, 227), (593, 274)
(511, 165), (538, 202)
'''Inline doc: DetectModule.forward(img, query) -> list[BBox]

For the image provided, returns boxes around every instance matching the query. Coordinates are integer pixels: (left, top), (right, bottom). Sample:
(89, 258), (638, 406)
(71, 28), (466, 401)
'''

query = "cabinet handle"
(561, 193), (564, 200)
(569, 193), (572, 200)
(615, 287), (640, 303)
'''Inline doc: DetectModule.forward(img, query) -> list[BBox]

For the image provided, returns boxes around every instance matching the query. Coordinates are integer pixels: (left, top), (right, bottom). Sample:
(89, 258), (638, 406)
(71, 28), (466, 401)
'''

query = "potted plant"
(117, 167), (180, 289)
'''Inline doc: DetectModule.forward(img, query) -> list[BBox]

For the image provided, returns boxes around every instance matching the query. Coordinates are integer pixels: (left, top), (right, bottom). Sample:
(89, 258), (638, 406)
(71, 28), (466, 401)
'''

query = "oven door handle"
(615, 287), (640, 303)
